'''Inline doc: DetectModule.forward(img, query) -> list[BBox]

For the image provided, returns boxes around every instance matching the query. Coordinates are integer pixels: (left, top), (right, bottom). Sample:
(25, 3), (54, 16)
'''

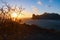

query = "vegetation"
(0, 1), (25, 21)
(0, 1), (60, 40)
(0, 19), (60, 40)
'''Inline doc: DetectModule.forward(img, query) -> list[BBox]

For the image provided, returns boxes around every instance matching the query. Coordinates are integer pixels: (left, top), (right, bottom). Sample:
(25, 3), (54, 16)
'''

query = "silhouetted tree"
(18, 5), (25, 15)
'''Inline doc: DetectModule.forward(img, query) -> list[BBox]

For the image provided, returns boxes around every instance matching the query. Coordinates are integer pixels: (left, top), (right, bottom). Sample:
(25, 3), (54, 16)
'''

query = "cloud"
(37, 1), (42, 6)
(32, 6), (39, 12)
(31, 6), (40, 15)
(45, 5), (52, 8)
(48, 0), (53, 3)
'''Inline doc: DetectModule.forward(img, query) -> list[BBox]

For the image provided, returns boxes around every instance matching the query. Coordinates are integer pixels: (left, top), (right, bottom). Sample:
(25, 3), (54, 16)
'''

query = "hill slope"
(0, 20), (60, 40)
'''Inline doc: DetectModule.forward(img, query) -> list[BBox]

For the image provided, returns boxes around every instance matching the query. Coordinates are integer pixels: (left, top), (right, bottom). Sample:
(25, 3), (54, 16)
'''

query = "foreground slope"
(0, 19), (60, 40)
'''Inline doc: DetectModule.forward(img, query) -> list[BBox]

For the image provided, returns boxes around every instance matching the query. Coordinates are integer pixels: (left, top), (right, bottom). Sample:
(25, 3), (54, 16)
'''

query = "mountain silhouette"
(32, 12), (60, 20)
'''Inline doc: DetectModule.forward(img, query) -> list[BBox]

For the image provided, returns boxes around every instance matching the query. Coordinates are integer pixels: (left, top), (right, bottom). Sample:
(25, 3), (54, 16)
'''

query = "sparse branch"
(1, 0), (11, 12)
(18, 6), (25, 15)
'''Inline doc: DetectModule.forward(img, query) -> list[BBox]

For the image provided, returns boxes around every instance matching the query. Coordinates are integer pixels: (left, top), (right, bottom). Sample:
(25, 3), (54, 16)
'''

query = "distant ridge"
(32, 12), (60, 20)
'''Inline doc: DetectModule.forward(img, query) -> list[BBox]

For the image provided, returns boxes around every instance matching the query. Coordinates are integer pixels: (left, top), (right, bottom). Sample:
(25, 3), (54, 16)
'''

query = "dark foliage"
(0, 19), (60, 40)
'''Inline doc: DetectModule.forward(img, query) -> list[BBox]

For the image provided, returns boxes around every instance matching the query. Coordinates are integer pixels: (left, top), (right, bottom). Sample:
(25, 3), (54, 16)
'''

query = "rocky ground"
(0, 19), (60, 40)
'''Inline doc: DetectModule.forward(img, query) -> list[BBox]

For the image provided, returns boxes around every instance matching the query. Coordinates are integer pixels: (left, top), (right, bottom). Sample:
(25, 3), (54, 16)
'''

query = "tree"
(18, 5), (25, 15)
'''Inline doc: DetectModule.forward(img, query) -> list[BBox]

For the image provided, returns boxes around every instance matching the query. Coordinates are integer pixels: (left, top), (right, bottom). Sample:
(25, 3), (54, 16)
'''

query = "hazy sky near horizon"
(0, 0), (60, 15)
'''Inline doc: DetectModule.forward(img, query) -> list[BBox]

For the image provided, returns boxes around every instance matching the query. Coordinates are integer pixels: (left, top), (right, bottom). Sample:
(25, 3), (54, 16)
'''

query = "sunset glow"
(11, 12), (18, 18)
(0, 0), (59, 21)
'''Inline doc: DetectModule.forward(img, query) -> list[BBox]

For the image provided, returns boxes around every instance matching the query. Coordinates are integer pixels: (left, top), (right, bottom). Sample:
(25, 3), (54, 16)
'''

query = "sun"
(11, 12), (18, 18)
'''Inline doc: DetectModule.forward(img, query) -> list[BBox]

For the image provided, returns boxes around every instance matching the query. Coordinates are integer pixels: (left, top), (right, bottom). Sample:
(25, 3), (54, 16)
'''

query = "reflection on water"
(22, 19), (60, 31)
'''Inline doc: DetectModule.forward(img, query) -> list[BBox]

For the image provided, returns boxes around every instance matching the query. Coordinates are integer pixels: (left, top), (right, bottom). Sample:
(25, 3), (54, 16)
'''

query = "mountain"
(32, 12), (60, 20)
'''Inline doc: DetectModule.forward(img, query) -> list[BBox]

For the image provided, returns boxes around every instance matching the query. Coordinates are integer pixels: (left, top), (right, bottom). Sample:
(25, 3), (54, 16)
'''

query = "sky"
(0, 0), (60, 15)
